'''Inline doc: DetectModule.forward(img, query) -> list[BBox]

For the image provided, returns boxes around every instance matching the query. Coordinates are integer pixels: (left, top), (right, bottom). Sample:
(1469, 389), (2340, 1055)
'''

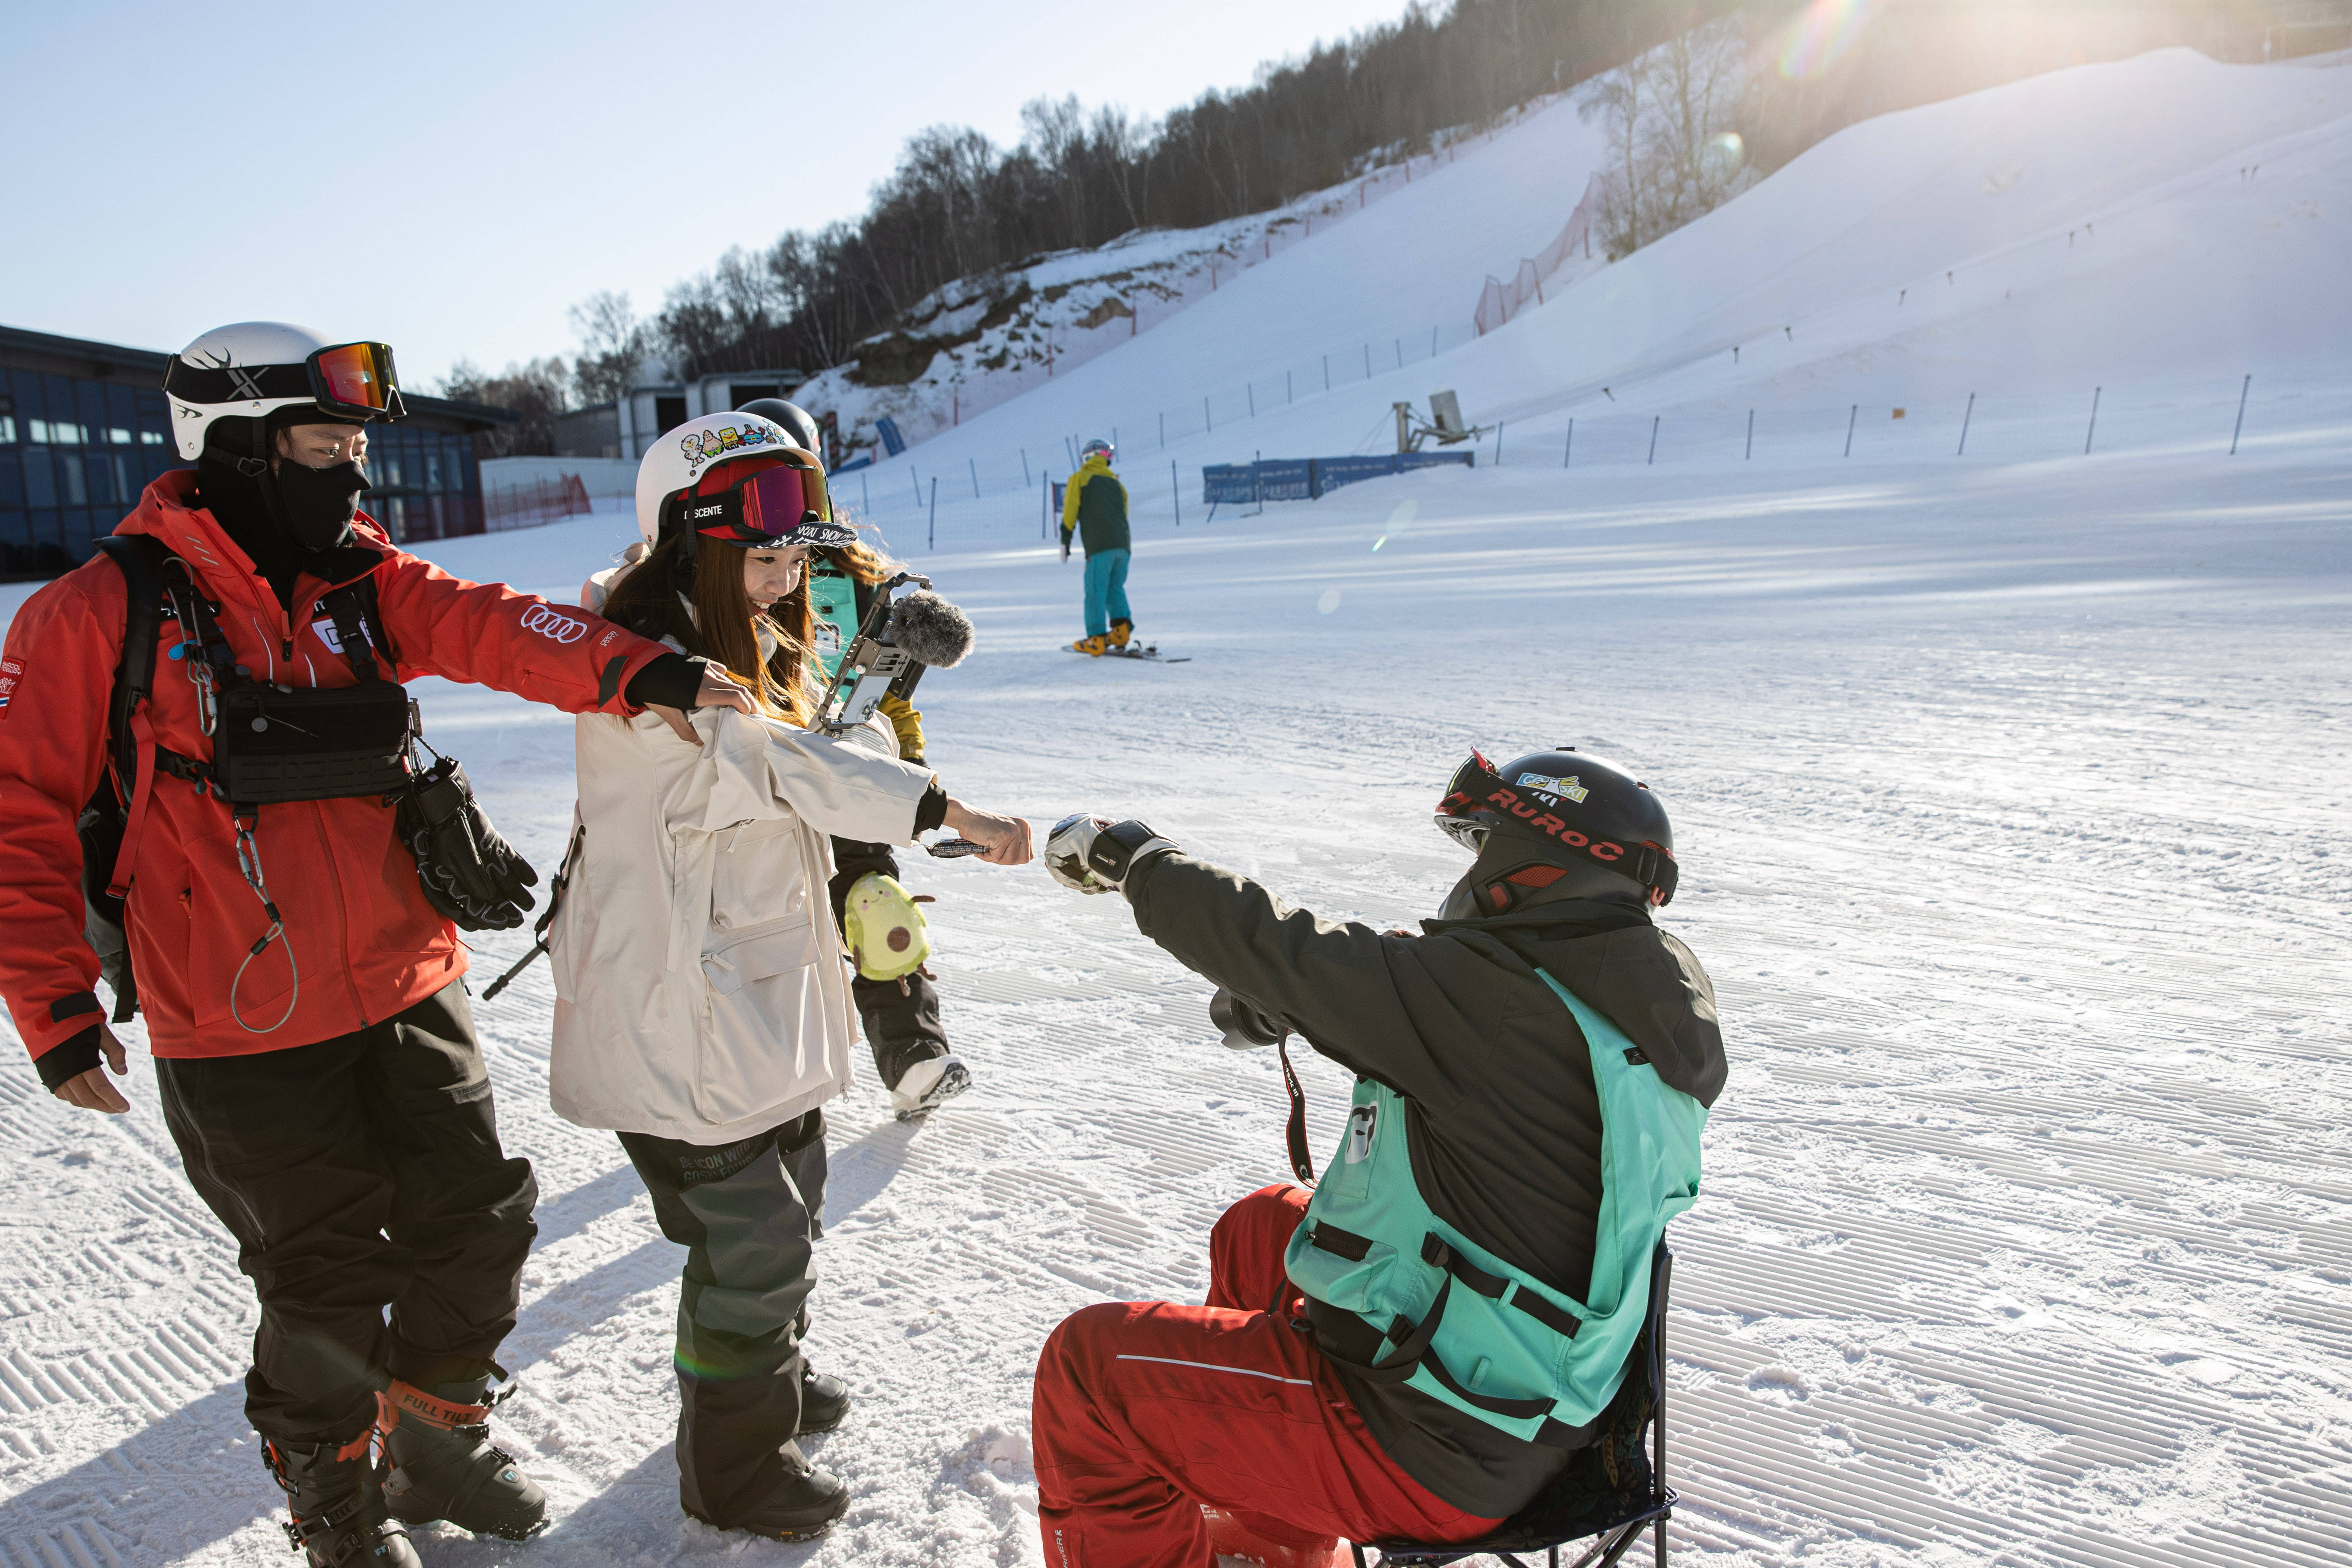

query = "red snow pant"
(1033, 1184), (1500, 1568)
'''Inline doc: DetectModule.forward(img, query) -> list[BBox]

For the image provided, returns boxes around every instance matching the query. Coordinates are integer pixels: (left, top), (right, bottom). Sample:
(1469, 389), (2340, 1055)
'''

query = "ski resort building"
(613, 369), (806, 461)
(0, 325), (518, 577)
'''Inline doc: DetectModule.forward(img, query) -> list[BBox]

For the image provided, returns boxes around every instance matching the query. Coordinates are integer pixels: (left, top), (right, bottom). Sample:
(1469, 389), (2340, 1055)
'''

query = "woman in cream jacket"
(550, 416), (1029, 1543)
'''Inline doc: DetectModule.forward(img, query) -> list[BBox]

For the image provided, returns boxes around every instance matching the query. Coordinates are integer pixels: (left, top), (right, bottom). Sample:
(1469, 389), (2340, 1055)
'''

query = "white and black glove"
(1046, 814), (1178, 895)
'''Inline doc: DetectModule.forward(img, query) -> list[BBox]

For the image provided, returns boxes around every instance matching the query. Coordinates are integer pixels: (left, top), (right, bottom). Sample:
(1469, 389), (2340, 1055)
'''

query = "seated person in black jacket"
(1029, 748), (1727, 1568)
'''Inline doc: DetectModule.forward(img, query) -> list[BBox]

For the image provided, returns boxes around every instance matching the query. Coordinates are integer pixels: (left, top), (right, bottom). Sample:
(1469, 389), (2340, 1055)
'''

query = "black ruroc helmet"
(1434, 747), (1678, 911)
(738, 397), (823, 458)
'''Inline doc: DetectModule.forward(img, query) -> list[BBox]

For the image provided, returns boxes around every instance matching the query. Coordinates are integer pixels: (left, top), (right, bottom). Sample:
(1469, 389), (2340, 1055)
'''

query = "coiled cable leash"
(230, 812), (299, 1034)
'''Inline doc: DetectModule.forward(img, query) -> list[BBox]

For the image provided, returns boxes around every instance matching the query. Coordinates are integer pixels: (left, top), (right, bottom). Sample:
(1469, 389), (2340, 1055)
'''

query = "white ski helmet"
(1081, 437), (1114, 464)
(634, 411), (841, 550)
(162, 321), (405, 461)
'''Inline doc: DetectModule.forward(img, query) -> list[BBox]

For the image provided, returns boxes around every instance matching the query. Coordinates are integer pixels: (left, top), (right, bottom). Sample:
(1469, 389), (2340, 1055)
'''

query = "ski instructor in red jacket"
(0, 323), (757, 1567)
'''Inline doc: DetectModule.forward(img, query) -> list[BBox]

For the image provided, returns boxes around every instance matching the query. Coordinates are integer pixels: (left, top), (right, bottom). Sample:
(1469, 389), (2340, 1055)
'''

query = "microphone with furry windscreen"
(884, 589), (973, 669)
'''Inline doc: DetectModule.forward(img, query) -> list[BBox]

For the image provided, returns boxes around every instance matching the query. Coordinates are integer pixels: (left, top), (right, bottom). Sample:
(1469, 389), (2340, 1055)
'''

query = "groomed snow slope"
(3, 45), (2350, 1568)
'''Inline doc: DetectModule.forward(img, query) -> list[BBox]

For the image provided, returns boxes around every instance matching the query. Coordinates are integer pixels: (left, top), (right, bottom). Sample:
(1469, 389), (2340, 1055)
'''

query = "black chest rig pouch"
(128, 554), (537, 1033)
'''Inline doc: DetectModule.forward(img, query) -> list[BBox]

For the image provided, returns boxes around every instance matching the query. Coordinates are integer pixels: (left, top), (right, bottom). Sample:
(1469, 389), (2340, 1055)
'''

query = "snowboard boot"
(890, 1054), (971, 1120)
(855, 966), (971, 1120)
(1072, 633), (1108, 656)
(799, 1364), (851, 1435)
(686, 1440), (849, 1542)
(1109, 618), (1134, 650)
(264, 1429), (422, 1568)
(380, 1376), (548, 1541)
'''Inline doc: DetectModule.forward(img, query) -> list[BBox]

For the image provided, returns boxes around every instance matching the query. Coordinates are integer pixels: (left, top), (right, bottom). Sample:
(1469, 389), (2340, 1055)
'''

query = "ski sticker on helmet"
(1518, 771), (1589, 803)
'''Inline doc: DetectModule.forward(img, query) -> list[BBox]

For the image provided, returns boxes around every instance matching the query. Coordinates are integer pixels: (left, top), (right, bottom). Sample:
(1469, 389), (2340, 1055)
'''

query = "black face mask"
(273, 459), (372, 552)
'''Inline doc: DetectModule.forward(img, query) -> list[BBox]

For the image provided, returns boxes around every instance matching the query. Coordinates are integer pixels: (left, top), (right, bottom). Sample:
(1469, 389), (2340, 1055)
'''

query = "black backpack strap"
(92, 536), (174, 807)
(319, 570), (398, 683)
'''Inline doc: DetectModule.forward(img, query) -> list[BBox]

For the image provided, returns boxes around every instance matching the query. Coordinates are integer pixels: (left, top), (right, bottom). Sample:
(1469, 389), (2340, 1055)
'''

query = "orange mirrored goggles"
(308, 342), (404, 420)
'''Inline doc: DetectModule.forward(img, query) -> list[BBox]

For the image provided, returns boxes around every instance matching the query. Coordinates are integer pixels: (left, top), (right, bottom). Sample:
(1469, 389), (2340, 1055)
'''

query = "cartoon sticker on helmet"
(717, 426), (743, 450)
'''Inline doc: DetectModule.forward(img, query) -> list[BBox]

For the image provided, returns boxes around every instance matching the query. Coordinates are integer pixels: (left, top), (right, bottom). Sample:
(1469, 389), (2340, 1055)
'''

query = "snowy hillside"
(826, 45), (2352, 531)
(796, 93), (1600, 462)
(3, 44), (2350, 1568)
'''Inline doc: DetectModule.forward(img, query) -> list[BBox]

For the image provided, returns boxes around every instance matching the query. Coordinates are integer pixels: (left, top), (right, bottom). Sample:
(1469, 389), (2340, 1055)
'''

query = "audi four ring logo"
(521, 606), (587, 644)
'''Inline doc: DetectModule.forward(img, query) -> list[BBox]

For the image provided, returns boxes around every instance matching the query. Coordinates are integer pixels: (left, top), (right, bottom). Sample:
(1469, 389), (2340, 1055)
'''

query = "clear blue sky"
(0, 0), (1415, 387)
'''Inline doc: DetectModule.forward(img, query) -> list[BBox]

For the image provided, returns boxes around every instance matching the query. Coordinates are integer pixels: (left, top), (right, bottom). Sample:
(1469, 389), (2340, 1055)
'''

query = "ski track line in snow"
(2, 433), (2349, 1565)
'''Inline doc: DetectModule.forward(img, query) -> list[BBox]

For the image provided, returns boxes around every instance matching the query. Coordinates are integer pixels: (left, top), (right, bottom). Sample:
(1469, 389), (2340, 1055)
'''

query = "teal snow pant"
(1083, 549), (1132, 638)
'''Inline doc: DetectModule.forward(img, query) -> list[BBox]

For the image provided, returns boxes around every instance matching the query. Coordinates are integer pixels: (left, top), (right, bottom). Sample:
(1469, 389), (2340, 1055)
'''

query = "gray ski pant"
(617, 1110), (827, 1526)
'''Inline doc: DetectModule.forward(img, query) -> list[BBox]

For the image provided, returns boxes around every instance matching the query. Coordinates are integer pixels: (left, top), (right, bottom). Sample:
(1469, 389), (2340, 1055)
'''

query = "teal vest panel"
(1284, 969), (1706, 1441)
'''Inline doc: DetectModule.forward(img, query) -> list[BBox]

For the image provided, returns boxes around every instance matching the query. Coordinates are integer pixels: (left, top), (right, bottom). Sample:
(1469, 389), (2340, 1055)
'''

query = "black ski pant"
(618, 1110), (827, 1526)
(830, 838), (950, 1089)
(154, 981), (536, 1445)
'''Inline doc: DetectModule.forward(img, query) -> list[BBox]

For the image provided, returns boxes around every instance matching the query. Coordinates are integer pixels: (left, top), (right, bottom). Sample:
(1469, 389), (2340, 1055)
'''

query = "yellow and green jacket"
(1060, 455), (1131, 556)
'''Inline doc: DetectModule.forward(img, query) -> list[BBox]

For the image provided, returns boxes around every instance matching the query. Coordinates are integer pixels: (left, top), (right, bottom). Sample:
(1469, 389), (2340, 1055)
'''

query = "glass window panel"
(140, 429), (164, 445)
(76, 381), (107, 431)
(61, 455), (87, 506)
(0, 451), (21, 507)
(135, 389), (165, 415)
(107, 385), (138, 426)
(61, 509), (94, 566)
(425, 450), (443, 493)
(114, 454), (136, 505)
(0, 417), (14, 445)
(23, 451), (57, 508)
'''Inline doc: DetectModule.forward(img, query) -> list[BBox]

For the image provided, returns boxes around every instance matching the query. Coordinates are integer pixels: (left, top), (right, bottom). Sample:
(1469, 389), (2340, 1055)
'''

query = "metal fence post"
(1160, 411), (1166, 450)
(1957, 393), (1974, 456)
(1564, 419), (1573, 468)
(1745, 409), (1755, 460)
(1323, 355), (1330, 392)
(970, 457), (980, 498)
(1205, 395), (1213, 433)
(1843, 405), (1857, 458)
(927, 477), (937, 549)
(1497, 421), (1506, 466)
(2230, 374), (2252, 454)
(1248, 385), (1255, 419)
(1646, 416), (1659, 466)
(2084, 387), (2101, 455)
(1171, 459), (1181, 527)
(1022, 448), (1031, 487)
(911, 466), (922, 503)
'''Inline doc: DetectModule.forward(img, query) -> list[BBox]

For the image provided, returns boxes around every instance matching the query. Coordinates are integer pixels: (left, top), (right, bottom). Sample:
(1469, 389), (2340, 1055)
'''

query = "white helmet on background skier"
(1081, 438), (1114, 465)
(633, 411), (856, 552)
(162, 321), (405, 462)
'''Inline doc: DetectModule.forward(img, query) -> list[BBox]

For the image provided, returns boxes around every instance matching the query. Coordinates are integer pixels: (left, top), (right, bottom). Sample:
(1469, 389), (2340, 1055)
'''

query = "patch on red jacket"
(0, 657), (22, 717)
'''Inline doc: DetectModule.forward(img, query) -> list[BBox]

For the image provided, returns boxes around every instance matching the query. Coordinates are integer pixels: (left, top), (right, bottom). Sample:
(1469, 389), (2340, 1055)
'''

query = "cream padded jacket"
(546, 566), (931, 1143)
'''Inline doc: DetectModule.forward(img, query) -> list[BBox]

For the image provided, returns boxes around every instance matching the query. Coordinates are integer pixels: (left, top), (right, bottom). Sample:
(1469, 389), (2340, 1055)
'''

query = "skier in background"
(742, 399), (974, 1120)
(1060, 438), (1135, 656)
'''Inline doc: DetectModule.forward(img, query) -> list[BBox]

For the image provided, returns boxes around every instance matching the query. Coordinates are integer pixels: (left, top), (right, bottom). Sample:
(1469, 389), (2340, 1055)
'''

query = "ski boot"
(687, 1441), (849, 1542)
(1109, 618), (1134, 650)
(799, 1364), (851, 1435)
(264, 1429), (422, 1567)
(380, 1375), (548, 1541)
(1071, 633), (1107, 656)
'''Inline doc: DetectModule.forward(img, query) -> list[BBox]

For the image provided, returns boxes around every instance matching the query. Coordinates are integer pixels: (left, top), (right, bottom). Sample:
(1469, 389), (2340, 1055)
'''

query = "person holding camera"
(557, 411), (1031, 1543)
(0, 323), (761, 1567)
(1035, 749), (1727, 1567)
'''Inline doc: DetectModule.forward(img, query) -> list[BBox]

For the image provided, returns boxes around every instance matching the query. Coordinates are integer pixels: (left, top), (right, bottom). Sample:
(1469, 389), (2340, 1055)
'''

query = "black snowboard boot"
(687, 1440), (849, 1542)
(799, 1364), (851, 1435)
(381, 1376), (548, 1541)
(264, 1430), (421, 1567)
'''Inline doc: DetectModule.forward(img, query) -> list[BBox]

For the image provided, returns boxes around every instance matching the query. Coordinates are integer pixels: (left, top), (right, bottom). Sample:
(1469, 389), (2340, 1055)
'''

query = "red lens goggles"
(308, 342), (403, 420)
(685, 454), (857, 548)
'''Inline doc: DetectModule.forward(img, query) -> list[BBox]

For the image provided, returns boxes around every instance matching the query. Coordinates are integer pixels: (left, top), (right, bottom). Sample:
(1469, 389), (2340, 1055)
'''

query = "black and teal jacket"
(1121, 853), (1728, 1521)
(1059, 456), (1130, 556)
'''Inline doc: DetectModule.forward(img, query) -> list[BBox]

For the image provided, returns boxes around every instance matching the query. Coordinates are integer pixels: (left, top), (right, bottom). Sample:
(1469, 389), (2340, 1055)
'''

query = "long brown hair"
(600, 531), (815, 724)
(820, 535), (900, 588)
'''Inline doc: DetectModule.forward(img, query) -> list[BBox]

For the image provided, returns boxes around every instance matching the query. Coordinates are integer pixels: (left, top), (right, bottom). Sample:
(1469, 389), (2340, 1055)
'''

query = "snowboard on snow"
(1068, 644), (1191, 663)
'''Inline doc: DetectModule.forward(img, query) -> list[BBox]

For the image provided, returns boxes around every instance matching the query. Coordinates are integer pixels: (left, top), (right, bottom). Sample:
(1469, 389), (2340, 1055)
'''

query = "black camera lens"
(1209, 988), (1286, 1050)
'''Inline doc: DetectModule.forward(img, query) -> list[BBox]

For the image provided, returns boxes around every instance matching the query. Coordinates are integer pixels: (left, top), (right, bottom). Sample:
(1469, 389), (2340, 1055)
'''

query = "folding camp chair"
(1349, 1243), (1679, 1568)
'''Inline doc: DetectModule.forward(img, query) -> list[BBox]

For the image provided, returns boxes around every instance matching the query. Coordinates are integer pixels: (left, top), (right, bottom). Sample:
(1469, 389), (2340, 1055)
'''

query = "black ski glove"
(392, 755), (540, 930)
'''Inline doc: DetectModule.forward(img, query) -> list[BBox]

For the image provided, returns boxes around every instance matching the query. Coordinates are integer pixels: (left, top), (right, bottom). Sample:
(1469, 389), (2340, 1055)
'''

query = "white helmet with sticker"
(162, 322), (405, 461)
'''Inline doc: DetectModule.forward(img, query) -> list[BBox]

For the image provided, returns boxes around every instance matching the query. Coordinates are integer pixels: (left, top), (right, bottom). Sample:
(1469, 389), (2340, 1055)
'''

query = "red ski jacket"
(0, 471), (673, 1067)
